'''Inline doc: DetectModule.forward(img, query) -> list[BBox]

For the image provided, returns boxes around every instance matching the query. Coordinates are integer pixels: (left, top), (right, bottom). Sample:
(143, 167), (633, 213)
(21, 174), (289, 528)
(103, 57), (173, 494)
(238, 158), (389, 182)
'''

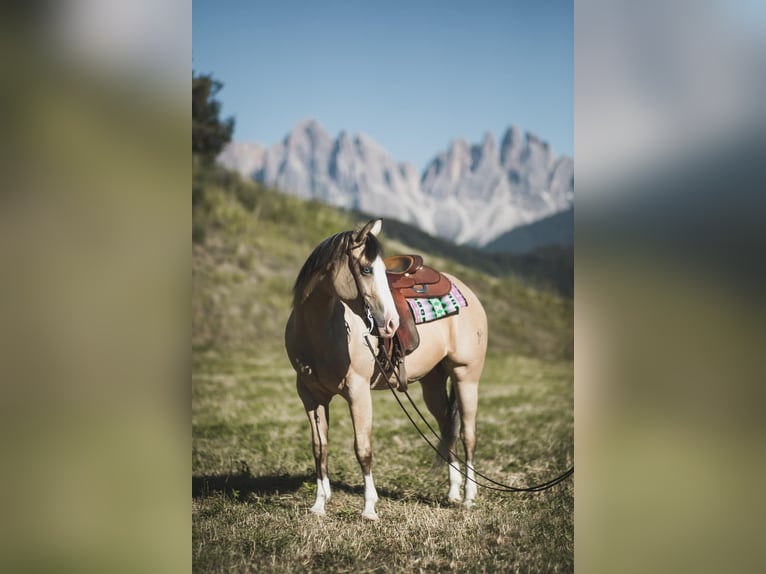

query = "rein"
(363, 336), (574, 493)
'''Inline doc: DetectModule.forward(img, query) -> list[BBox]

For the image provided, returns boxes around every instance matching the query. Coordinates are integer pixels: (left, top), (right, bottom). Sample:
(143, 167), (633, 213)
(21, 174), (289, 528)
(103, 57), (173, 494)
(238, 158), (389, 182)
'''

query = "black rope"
(365, 336), (573, 493)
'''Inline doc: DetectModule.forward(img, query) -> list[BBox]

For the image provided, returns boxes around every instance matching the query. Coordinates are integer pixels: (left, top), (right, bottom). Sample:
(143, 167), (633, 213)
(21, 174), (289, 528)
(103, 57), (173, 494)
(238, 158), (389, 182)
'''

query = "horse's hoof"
(462, 500), (476, 509)
(448, 497), (462, 505)
(361, 511), (379, 521)
(309, 507), (326, 516)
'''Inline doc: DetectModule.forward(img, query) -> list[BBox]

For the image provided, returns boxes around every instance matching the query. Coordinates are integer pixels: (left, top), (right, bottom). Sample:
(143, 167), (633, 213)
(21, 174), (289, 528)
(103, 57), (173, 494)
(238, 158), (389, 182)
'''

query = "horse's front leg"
(345, 381), (379, 520)
(302, 395), (331, 516)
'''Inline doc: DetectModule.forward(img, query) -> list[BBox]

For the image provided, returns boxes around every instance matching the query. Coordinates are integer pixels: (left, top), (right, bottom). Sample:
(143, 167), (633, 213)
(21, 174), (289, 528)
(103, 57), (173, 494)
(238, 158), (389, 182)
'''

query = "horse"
(285, 219), (488, 519)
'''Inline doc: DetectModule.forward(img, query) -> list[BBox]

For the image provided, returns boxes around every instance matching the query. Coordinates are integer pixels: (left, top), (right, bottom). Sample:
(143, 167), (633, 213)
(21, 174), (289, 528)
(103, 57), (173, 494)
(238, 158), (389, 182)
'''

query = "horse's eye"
(360, 266), (373, 276)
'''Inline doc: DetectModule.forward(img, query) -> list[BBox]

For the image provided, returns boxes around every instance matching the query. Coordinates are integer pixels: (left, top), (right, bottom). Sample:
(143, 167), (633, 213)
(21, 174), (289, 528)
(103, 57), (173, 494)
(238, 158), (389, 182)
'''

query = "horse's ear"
(353, 219), (382, 244)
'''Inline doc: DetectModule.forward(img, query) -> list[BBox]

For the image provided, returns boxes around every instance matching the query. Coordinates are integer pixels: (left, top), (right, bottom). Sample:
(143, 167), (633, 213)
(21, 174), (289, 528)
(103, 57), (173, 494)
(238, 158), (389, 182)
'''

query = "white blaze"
(372, 256), (398, 328)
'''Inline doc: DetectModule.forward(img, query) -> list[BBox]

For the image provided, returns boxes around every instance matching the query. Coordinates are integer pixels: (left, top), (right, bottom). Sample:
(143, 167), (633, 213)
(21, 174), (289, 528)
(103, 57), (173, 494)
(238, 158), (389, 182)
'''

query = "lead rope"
(364, 336), (574, 493)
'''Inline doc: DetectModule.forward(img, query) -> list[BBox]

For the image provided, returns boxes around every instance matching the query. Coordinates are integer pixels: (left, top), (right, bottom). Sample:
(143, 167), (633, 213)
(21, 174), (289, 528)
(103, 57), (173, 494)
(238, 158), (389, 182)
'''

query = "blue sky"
(193, 1), (572, 170)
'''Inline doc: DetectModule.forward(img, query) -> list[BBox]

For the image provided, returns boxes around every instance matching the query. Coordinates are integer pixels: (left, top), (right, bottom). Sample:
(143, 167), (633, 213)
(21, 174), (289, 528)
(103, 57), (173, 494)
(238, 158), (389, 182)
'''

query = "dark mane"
(293, 229), (383, 305)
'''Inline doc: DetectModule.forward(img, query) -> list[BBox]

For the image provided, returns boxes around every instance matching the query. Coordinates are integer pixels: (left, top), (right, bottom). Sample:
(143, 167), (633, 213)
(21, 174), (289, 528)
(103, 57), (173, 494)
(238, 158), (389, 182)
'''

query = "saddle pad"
(405, 282), (468, 325)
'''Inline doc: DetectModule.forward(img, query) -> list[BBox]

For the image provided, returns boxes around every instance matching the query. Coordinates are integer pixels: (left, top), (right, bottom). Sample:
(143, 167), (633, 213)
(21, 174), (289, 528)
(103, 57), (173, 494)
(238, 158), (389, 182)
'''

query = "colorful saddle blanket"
(405, 282), (468, 325)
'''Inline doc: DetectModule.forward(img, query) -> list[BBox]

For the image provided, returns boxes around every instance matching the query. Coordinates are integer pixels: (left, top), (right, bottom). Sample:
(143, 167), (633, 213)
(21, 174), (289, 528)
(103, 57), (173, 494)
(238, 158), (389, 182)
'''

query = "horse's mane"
(293, 229), (383, 306)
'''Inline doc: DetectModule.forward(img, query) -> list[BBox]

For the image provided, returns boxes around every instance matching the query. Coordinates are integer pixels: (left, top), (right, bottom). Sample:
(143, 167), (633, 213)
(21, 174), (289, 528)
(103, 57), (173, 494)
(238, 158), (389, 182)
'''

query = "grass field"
(192, 348), (572, 573)
(192, 170), (573, 572)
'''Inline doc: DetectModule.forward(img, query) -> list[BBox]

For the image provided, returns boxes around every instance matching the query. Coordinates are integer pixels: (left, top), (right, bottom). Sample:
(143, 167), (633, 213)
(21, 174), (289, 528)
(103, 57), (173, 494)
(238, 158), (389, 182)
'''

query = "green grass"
(192, 351), (573, 573)
(193, 168), (573, 572)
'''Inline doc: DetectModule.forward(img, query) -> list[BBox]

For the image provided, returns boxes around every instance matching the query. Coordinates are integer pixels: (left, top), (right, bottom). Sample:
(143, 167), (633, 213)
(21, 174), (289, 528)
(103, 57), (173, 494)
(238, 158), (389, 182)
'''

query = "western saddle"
(379, 254), (452, 389)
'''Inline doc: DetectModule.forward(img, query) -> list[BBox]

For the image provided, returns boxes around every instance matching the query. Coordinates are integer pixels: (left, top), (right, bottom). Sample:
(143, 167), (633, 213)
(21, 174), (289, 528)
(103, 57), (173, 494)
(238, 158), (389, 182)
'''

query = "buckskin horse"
(285, 219), (487, 519)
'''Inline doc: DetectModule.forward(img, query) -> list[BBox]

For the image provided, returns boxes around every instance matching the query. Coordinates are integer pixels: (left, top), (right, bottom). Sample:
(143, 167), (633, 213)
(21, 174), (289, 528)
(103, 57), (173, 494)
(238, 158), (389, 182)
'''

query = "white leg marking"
(321, 477), (331, 502)
(310, 477), (331, 515)
(463, 462), (477, 508)
(448, 462), (462, 503)
(361, 473), (379, 520)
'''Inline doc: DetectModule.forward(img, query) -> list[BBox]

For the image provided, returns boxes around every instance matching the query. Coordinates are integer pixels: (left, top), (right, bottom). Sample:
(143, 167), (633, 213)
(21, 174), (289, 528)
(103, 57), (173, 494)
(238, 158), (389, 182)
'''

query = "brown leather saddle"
(384, 254), (452, 356)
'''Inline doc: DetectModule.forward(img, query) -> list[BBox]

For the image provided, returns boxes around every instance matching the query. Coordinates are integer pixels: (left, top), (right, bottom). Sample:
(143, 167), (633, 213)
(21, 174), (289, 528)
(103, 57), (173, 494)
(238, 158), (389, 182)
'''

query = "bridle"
(346, 234), (377, 334)
(346, 235), (403, 384)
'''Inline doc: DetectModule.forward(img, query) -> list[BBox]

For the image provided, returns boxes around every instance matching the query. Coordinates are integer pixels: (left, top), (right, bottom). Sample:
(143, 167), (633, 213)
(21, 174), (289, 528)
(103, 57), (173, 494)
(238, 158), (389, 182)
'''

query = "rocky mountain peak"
(219, 120), (573, 247)
(500, 125), (522, 166)
(283, 118), (332, 161)
(294, 117), (325, 135)
(468, 132), (498, 172)
(481, 132), (497, 155)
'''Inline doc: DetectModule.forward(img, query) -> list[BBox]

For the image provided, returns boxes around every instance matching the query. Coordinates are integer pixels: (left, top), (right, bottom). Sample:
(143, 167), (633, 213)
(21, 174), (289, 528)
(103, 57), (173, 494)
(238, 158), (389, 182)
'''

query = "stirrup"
(394, 356), (408, 392)
(376, 337), (408, 392)
(392, 339), (408, 392)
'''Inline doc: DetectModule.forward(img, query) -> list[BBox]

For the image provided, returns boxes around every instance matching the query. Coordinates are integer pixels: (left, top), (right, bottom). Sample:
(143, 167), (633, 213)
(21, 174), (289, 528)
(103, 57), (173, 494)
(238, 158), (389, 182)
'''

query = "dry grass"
(192, 351), (573, 573)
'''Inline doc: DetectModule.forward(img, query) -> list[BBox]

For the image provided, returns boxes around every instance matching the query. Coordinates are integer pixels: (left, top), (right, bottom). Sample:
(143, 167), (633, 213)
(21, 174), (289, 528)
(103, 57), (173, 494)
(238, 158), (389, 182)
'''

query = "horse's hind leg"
(420, 367), (462, 503)
(344, 379), (379, 520)
(298, 381), (331, 515)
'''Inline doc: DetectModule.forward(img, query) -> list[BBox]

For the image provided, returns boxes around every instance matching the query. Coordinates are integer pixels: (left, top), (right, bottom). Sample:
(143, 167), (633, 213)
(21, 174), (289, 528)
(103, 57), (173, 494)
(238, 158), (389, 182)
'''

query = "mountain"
(420, 129), (573, 245)
(484, 207), (574, 253)
(218, 118), (573, 247)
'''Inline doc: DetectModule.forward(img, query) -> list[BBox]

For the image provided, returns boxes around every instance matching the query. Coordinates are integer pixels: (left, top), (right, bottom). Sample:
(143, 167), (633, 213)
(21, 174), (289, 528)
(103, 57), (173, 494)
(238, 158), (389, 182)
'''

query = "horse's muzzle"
(378, 314), (399, 338)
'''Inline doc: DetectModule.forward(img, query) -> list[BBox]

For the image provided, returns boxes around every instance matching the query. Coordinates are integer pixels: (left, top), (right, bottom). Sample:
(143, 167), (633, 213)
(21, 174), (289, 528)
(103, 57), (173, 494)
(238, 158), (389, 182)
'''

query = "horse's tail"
(436, 379), (461, 464)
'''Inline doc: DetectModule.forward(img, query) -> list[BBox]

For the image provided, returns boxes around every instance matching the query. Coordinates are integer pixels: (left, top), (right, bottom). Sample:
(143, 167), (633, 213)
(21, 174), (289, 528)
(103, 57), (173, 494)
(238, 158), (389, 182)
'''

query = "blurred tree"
(192, 72), (234, 161)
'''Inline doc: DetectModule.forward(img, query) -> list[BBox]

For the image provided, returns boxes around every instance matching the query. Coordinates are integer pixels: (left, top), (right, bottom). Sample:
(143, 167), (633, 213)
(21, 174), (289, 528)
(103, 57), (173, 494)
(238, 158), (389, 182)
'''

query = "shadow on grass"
(193, 472), (309, 499)
(192, 472), (441, 506)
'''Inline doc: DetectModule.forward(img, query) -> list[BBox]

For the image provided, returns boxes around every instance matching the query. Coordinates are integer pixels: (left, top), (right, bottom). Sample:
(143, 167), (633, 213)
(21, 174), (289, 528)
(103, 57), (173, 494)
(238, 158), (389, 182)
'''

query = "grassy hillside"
(192, 167), (573, 572)
(193, 167), (572, 360)
(193, 168), (359, 353)
(484, 207), (574, 253)
(357, 214), (573, 297)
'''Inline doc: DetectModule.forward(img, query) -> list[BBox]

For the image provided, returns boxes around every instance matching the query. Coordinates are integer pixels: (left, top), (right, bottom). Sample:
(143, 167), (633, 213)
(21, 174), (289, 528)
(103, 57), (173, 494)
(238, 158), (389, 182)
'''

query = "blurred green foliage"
(192, 72), (234, 163)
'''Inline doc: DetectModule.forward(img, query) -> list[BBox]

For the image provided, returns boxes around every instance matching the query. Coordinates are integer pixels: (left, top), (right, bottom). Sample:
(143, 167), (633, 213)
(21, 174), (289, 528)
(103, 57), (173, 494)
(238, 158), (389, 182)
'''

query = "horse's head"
(335, 219), (399, 338)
